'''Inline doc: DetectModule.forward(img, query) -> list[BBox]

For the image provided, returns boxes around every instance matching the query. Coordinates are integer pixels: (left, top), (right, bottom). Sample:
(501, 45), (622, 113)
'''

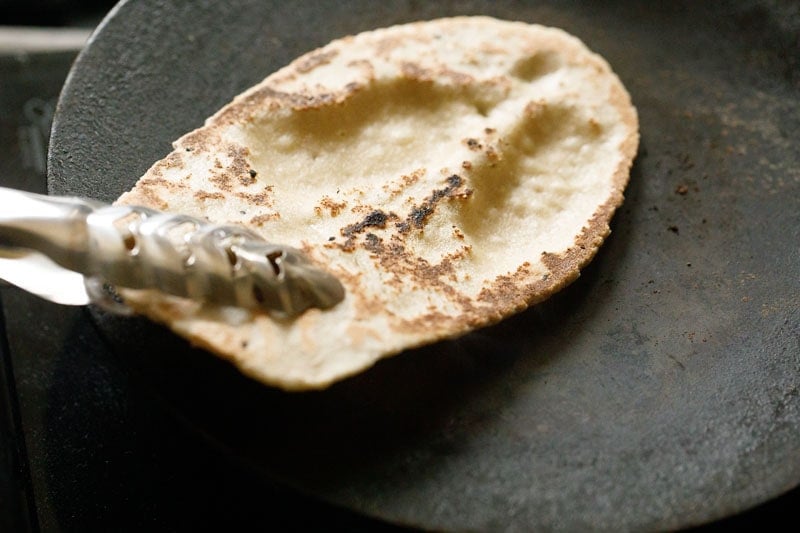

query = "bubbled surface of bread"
(117, 16), (639, 390)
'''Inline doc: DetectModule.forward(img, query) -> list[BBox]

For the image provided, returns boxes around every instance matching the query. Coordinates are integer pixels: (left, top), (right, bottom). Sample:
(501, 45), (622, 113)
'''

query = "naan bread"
(118, 16), (639, 390)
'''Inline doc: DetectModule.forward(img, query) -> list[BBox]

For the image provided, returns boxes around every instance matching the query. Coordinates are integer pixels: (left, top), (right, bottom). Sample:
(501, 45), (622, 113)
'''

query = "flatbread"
(117, 16), (639, 390)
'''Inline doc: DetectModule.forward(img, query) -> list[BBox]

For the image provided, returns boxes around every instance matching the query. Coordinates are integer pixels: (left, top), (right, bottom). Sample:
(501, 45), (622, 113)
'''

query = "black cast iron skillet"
(48, 0), (800, 530)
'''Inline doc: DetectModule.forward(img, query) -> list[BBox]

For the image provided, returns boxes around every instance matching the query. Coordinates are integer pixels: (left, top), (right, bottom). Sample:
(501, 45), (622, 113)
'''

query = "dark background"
(1, 0), (116, 26)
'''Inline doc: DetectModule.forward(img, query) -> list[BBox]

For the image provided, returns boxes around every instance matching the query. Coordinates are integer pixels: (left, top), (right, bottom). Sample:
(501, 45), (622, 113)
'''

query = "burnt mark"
(364, 233), (383, 253)
(362, 210), (388, 227)
(465, 138), (482, 150)
(397, 174), (472, 232)
(341, 174), (472, 253)
(409, 204), (434, 228)
(340, 209), (393, 251)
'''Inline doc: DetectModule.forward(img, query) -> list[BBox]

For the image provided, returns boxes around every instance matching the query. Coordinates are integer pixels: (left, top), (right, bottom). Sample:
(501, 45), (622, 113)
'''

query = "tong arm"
(0, 187), (344, 316)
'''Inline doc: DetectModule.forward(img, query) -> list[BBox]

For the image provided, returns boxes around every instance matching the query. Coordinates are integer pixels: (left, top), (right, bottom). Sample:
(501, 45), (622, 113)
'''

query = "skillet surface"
(48, 0), (799, 530)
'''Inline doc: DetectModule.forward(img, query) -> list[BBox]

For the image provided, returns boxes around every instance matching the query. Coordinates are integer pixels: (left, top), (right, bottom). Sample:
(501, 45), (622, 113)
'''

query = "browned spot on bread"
(205, 144), (256, 192)
(227, 145), (255, 186)
(345, 324), (382, 346)
(485, 145), (501, 162)
(218, 86), (357, 122)
(403, 168), (425, 186)
(295, 49), (339, 73)
(477, 261), (536, 309)
(400, 61), (476, 86)
(400, 62), (433, 81)
(249, 213), (281, 226)
(365, 235), (471, 302)
(395, 310), (455, 334)
(346, 59), (375, 80)
(137, 176), (183, 191)
(315, 196), (348, 217)
(349, 203), (375, 215)
(373, 35), (403, 56)
(194, 190), (226, 201)
(382, 168), (426, 198)
(162, 152), (184, 168)
(209, 172), (233, 192)
(138, 187), (169, 211)
(236, 189), (274, 207)
(180, 129), (217, 154)
(440, 68), (475, 85)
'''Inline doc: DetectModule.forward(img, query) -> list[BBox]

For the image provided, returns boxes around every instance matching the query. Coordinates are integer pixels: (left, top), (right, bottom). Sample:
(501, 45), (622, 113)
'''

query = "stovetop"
(0, 36), (798, 533)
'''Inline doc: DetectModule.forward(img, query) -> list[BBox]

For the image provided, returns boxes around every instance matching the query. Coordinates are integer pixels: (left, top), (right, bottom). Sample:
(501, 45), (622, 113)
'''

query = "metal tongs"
(0, 187), (344, 317)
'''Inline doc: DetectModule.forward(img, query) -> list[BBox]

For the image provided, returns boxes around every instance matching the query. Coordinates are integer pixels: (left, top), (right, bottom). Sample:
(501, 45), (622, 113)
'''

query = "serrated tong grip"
(0, 187), (344, 316)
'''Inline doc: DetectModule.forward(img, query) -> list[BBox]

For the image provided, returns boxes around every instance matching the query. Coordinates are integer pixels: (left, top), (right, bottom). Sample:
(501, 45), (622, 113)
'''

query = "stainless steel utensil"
(0, 186), (344, 316)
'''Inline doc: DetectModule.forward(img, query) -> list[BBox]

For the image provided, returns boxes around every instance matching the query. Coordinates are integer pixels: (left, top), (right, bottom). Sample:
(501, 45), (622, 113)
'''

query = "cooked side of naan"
(118, 16), (639, 390)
